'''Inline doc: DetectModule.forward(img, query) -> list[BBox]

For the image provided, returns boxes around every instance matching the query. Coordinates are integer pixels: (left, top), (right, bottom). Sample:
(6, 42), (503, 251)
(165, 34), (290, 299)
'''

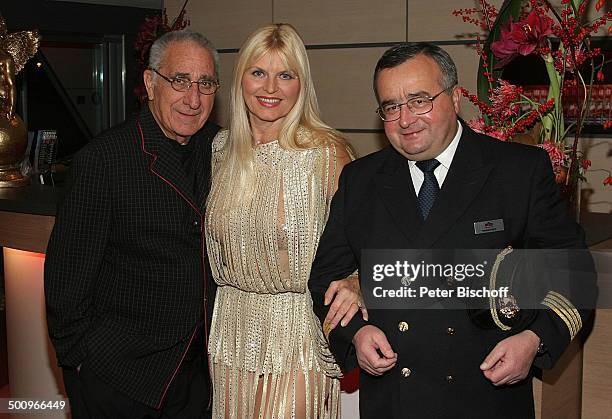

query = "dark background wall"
(2, 0), (161, 118)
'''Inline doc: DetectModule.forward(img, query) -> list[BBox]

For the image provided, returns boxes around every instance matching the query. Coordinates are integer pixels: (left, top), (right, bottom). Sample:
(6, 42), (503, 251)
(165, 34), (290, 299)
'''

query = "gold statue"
(0, 13), (40, 187)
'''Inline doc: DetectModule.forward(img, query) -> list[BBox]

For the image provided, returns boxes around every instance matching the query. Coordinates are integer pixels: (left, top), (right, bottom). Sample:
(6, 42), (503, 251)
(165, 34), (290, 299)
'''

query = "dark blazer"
(44, 106), (220, 408)
(309, 124), (595, 418)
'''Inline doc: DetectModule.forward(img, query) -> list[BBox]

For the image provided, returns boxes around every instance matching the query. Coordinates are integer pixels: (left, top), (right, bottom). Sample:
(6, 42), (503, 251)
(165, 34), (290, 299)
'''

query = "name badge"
(474, 219), (504, 235)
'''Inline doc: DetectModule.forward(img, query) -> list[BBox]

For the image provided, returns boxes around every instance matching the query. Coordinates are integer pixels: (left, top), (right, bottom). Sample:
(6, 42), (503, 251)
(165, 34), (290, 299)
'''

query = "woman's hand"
(323, 276), (368, 333)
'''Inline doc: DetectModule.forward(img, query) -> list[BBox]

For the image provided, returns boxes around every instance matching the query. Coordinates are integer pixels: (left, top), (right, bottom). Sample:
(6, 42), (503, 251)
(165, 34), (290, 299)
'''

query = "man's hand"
(352, 325), (397, 376)
(480, 329), (540, 386)
(324, 276), (368, 331)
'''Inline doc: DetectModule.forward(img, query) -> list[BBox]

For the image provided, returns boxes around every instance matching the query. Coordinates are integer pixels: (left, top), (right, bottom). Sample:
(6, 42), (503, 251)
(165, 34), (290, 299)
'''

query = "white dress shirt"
(408, 120), (462, 194)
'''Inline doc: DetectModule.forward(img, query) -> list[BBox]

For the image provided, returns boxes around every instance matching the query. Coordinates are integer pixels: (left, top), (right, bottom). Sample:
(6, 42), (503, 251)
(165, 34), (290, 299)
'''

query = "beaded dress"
(205, 128), (342, 418)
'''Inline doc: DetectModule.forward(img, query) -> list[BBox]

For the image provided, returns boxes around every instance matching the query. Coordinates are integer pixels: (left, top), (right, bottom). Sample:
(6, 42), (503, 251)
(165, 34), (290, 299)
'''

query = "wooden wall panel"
(165, 0), (272, 49)
(274, 0), (406, 44)
(308, 48), (388, 130)
(208, 52), (237, 128)
(315, 44), (482, 128)
(541, 340), (584, 419)
(580, 139), (612, 214)
(582, 244), (612, 417)
(445, 45), (481, 123)
(583, 309), (612, 418)
(343, 132), (389, 158)
(407, 0), (503, 42)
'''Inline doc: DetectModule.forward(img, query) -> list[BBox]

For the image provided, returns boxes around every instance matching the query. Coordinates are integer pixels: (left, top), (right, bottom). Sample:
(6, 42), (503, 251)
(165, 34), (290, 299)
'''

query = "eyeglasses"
(376, 84), (456, 122)
(150, 68), (219, 95)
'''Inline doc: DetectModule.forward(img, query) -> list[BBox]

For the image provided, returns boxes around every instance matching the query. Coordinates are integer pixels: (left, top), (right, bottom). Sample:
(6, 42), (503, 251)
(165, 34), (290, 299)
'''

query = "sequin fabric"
(0, 15), (40, 74)
(206, 129), (342, 418)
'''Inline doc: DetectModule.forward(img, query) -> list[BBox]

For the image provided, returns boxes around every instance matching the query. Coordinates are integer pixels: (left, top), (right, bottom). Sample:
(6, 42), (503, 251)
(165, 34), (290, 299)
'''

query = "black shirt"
(169, 137), (197, 196)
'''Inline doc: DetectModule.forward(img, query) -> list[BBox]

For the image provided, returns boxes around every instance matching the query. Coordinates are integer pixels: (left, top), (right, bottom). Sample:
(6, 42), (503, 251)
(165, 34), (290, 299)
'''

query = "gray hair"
(148, 29), (220, 79)
(373, 42), (458, 102)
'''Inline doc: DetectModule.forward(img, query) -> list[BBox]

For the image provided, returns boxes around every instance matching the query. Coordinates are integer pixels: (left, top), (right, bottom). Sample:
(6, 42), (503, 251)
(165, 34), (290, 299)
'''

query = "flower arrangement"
(453, 0), (612, 206)
(133, 1), (190, 103)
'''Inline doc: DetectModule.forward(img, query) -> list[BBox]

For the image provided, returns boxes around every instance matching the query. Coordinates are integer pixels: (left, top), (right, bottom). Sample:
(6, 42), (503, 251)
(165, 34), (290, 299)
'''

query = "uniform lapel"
(374, 147), (423, 243)
(412, 127), (493, 249)
(137, 106), (200, 214)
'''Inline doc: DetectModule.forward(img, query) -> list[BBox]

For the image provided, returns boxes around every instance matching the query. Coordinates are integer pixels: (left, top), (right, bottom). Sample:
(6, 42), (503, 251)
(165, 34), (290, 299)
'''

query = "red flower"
(467, 117), (486, 133)
(133, 5), (190, 103)
(491, 10), (553, 67)
(134, 7), (189, 70)
(490, 80), (522, 119)
(596, 70), (605, 82)
(604, 176), (612, 186)
(581, 159), (591, 170)
(486, 129), (509, 141)
(555, 47), (589, 73)
(538, 141), (566, 168)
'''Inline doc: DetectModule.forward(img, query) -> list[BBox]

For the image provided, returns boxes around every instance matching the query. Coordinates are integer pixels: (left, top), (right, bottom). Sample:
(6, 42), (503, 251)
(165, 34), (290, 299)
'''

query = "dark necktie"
(416, 159), (441, 219)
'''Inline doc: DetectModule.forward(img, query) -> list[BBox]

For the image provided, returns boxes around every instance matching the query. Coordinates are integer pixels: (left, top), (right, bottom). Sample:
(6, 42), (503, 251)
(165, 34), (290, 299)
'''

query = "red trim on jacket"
(137, 120), (211, 410)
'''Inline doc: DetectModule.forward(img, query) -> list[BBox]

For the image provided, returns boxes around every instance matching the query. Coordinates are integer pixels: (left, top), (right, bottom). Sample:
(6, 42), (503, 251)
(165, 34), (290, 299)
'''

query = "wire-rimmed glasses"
(376, 84), (456, 122)
(150, 68), (219, 95)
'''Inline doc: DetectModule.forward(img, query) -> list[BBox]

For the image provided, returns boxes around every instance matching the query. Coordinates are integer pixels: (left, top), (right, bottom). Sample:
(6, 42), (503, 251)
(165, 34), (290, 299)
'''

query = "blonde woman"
(205, 23), (362, 418)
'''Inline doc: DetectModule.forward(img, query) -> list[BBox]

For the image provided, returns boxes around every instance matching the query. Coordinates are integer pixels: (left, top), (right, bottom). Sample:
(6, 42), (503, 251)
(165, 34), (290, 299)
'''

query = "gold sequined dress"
(205, 129), (342, 419)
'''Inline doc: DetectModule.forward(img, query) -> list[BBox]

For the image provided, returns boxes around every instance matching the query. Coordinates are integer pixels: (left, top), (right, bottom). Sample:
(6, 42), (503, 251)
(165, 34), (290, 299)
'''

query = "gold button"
(401, 367), (411, 378)
(446, 327), (455, 335)
(398, 321), (409, 332)
(446, 375), (454, 383)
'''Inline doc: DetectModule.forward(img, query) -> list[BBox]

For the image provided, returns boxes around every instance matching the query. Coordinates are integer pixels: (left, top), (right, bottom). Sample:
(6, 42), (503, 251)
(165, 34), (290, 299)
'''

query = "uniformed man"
(309, 42), (595, 418)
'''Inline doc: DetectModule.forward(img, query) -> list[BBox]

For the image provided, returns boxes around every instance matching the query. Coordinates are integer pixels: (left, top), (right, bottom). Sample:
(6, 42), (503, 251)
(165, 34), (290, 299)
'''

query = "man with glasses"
(309, 43), (592, 417)
(45, 30), (220, 418)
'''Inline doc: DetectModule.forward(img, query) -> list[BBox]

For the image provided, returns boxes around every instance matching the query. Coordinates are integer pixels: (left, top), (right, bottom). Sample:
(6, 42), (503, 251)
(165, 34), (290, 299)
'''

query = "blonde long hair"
(219, 23), (351, 198)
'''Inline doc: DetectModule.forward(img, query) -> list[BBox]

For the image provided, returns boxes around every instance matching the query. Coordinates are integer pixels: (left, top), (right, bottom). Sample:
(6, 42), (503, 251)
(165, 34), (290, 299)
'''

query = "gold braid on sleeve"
(541, 290), (582, 340)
